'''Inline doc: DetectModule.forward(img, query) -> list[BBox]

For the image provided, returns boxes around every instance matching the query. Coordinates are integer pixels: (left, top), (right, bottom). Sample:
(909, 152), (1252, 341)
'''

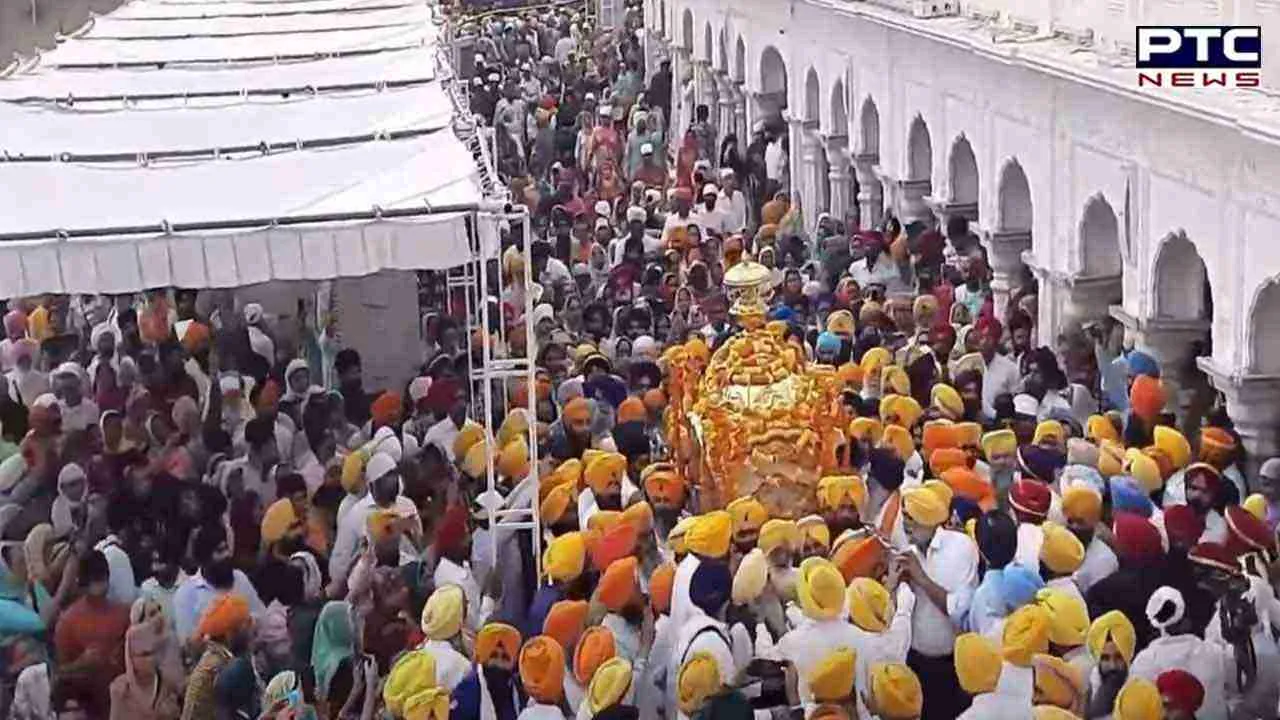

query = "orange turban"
(564, 397), (592, 424)
(831, 534), (887, 583)
(1128, 375), (1165, 422)
(1200, 426), (1237, 465)
(618, 397), (647, 424)
(573, 626), (617, 685)
(921, 420), (957, 458)
(940, 467), (995, 510)
(475, 623), (522, 664)
(196, 593), (251, 642)
(650, 562), (676, 614)
(256, 380), (281, 412)
(622, 501), (654, 534)
(585, 453), (627, 496)
(540, 484), (576, 526)
(642, 463), (686, 508)
(597, 556), (639, 612)
(929, 448), (970, 476)
(181, 321), (211, 353)
(543, 601), (589, 652)
(371, 392), (403, 428)
(642, 389), (667, 412)
(590, 521), (638, 571)
(519, 636), (566, 704)
(952, 422), (983, 450)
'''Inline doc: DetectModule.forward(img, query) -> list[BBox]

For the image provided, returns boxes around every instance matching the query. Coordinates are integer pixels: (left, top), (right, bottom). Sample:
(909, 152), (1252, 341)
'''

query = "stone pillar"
(896, 179), (933, 224)
(716, 74), (735, 143)
(1197, 359), (1280, 477)
(1111, 307), (1210, 424)
(853, 153), (883, 230)
(671, 47), (691, 146)
(986, 229), (1031, 321)
(733, 83), (747, 144)
(926, 199), (978, 232)
(694, 59), (715, 124)
(823, 136), (851, 222)
(787, 116), (804, 198)
(800, 124), (825, 231)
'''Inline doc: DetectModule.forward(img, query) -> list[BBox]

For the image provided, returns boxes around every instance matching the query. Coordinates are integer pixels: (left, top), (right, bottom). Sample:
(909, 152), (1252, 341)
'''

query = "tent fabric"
(0, 48), (436, 101)
(0, 82), (453, 156)
(0, 0), (498, 298)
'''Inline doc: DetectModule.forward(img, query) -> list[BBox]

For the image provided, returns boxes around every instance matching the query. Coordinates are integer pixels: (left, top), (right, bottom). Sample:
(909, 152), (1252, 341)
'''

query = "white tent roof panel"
(43, 22), (431, 65)
(88, 5), (428, 39)
(0, 48), (435, 100)
(0, 82), (452, 156)
(110, 0), (413, 19)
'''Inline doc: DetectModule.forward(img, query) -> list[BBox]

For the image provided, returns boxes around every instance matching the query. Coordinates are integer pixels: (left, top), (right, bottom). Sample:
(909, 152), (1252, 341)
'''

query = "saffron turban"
(519, 636), (566, 704)
(953, 633), (1001, 695)
(930, 448), (971, 476)
(1113, 679), (1162, 720)
(809, 648), (857, 703)
(861, 347), (891, 375)
(590, 521), (638, 571)
(758, 519), (801, 555)
(642, 462), (686, 508)
(1035, 587), (1089, 647)
(474, 623), (521, 664)
(817, 475), (867, 512)
(585, 453), (627, 495)
(1031, 707), (1081, 720)
(921, 420), (957, 458)
(539, 483), (576, 525)
(868, 663), (923, 719)
(1087, 610), (1137, 665)
(686, 511), (732, 558)
(726, 496), (769, 532)
(1033, 653), (1085, 709)
(621, 500), (653, 534)
(940, 467), (994, 510)
(848, 417), (884, 444)
(420, 585), (465, 641)
(1039, 523), (1086, 576)
(831, 534), (886, 583)
(452, 422), (486, 461)
(617, 397), (646, 424)
(732, 548), (769, 605)
(1002, 604), (1051, 667)
(952, 421), (983, 450)
(1129, 375), (1166, 422)
(798, 515), (830, 550)
(573, 626), (617, 685)
(260, 499), (298, 545)
(196, 592), (251, 642)
(902, 480), (951, 526)
(798, 557), (846, 621)
(1153, 426), (1191, 470)
(542, 532), (587, 583)
(677, 652), (722, 714)
(1200, 426), (1237, 465)
(585, 657), (633, 714)
(1061, 485), (1103, 525)
(542, 601), (589, 652)
(846, 577), (892, 633)
(597, 556), (639, 612)
(366, 509), (399, 546)
(650, 562), (676, 614)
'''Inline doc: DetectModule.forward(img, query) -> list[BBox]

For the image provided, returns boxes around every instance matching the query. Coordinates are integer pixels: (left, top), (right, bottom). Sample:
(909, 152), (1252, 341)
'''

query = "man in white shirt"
(715, 168), (748, 234)
(764, 132), (787, 187)
(690, 183), (727, 238)
(976, 316), (1021, 419)
(660, 187), (697, 248)
(52, 364), (98, 434)
(1061, 485), (1118, 596)
(173, 524), (267, 641)
(328, 452), (421, 595)
(897, 482), (979, 720)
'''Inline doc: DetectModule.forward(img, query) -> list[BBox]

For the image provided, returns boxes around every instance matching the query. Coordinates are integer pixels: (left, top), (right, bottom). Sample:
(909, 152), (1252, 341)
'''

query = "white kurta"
(1130, 633), (1232, 720)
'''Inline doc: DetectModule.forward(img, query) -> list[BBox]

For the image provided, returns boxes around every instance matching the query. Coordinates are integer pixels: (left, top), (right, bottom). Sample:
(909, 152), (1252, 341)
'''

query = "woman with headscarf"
(311, 601), (356, 713)
(5, 339), (46, 409)
(50, 463), (87, 538)
(108, 610), (181, 720)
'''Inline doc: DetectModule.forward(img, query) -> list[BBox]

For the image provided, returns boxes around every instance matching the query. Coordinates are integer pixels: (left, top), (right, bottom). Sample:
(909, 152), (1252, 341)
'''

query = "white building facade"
(644, 0), (1280, 470)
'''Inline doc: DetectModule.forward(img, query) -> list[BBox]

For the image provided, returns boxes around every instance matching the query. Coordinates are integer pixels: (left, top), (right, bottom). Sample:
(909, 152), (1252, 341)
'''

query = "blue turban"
(975, 510), (1018, 569)
(584, 375), (628, 409)
(996, 564), (1046, 611)
(1060, 464), (1106, 497)
(1110, 476), (1154, 518)
(868, 448), (905, 492)
(769, 306), (795, 322)
(816, 332), (842, 358)
(950, 497), (982, 528)
(1018, 445), (1066, 484)
(689, 559), (732, 616)
(1126, 351), (1160, 379)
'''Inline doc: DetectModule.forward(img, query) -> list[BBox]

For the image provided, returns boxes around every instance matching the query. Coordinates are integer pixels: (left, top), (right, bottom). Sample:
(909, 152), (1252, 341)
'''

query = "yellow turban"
(880, 393), (921, 428)
(547, 458), (584, 491)
(462, 440), (489, 479)
(758, 519), (801, 555)
(1244, 493), (1269, 521)
(817, 475), (867, 512)
(827, 310), (855, 336)
(848, 417), (884, 445)
(587, 510), (622, 532)
(881, 366), (911, 398)
(726, 496), (769, 533)
(540, 483), (576, 526)
(497, 409), (530, 448)
(497, 437), (530, 479)
(882, 424), (914, 463)
(585, 656), (633, 714)
(798, 515), (830, 550)
(686, 511), (732, 558)
(1086, 414), (1120, 444)
(1087, 610), (1137, 665)
(732, 548), (769, 605)
(1033, 420), (1066, 447)
(1039, 522), (1085, 576)
(196, 593), (251, 642)
(585, 452), (627, 495)
(341, 450), (369, 493)
(861, 347), (891, 376)
(1098, 440), (1125, 478)
(954, 632), (1001, 695)
(519, 636), (566, 704)
(868, 663), (923, 720)
(1003, 604), (1051, 667)
(1153, 425), (1191, 470)
(1033, 654), (1085, 709)
(260, 499), (298, 545)
(902, 482), (949, 526)
(931, 384), (964, 420)
(1124, 449), (1163, 493)
(366, 508), (400, 546)
(453, 422), (486, 461)
(798, 557), (846, 621)
(542, 532), (587, 583)
(846, 577), (892, 632)
(981, 429), (1017, 460)
(1035, 588), (1089, 647)
(668, 515), (697, 556)
(420, 585), (465, 641)
(383, 650), (441, 719)
(677, 652), (722, 714)
(952, 421), (983, 450)
(1113, 678), (1163, 720)
(1032, 707), (1083, 720)
(1061, 485), (1103, 525)
(809, 648), (857, 703)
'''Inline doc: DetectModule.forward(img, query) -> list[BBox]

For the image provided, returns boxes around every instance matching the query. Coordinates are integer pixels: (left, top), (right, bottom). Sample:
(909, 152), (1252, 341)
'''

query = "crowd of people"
(0, 1), (1273, 719)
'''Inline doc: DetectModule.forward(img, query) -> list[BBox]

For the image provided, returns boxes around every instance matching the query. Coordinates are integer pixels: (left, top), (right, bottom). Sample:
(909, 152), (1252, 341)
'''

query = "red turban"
(1009, 478), (1051, 519)
(1112, 512), (1164, 566)
(256, 379), (281, 412)
(1184, 462), (1223, 499)
(1224, 505), (1274, 556)
(1162, 505), (1205, 548)
(434, 504), (469, 556)
(1129, 375), (1166, 422)
(1156, 669), (1205, 714)
(975, 315), (1003, 341)
(371, 392), (403, 428)
(425, 379), (460, 416)
(1189, 541), (1239, 574)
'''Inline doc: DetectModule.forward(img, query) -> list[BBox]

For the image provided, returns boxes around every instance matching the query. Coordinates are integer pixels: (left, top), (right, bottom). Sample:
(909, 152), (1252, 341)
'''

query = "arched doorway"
(948, 136), (978, 216)
(758, 45), (787, 117)
(900, 115), (932, 222)
(856, 96), (882, 229)
(991, 159), (1035, 323)
(829, 79), (855, 227)
(1153, 233), (1210, 322)
(1151, 232), (1214, 431)
(997, 160), (1032, 233)
(1250, 280), (1280, 374)
(1080, 196), (1122, 277)
(802, 69), (826, 216)
(681, 9), (693, 51)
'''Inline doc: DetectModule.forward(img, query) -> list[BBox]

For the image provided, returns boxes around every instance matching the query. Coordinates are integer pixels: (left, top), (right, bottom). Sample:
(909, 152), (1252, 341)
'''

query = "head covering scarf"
(519, 636), (566, 704)
(312, 601), (354, 699)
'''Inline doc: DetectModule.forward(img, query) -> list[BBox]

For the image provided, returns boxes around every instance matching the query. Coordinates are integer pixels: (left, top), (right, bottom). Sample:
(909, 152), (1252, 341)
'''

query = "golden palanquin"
(663, 261), (847, 517)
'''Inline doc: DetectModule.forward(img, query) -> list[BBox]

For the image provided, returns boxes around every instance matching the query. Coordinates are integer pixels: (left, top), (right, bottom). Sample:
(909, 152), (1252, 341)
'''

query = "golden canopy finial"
(723, 259), (772, 327)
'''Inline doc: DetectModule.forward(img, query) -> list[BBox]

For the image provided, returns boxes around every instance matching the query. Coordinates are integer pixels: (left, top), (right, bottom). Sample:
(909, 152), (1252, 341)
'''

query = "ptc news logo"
(1136, 26), (1261, 88)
